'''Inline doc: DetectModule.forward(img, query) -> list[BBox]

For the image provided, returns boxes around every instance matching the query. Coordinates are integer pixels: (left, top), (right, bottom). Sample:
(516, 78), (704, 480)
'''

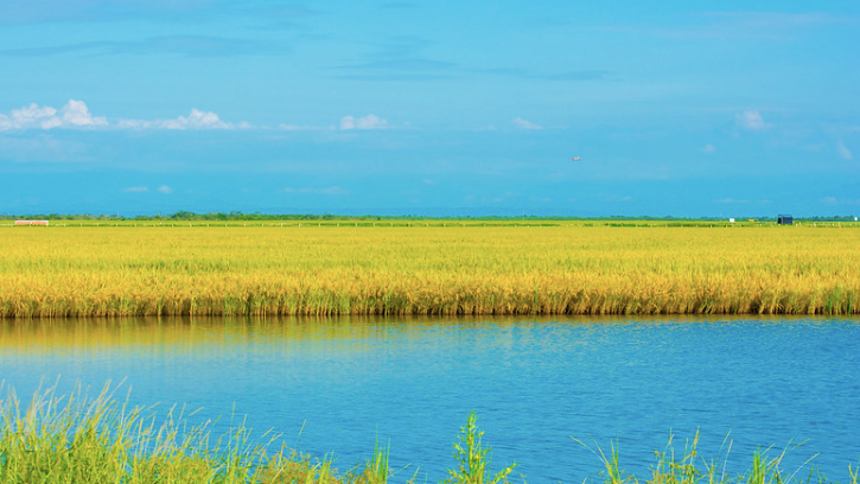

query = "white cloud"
(62, 100), (108, 127)
(703, 144), (717, 153)
(118, 108), (243, 130)
(277, 123), (335, 132)
(124, 186), (149, 193)
(512, 117), (542, 130)
(279, 123), (309, 131)
(714, 197), (749, 204)
(736, 110), (768, 131)
(837, 140), (853, 160)
(5, 104), (59, 130)
(156, 185), (173, 194)
(163, 109), (227, 129)
(339, 114), (388, 130)
(715, 197), (772, 205)
(818, 196), (860, 206)
(0, 100), (250, 132)
(0, 100), (106, 131)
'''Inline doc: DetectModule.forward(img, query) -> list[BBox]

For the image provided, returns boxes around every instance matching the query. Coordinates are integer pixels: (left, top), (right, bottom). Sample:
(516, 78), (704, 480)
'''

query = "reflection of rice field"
(0, 223), (858, 318)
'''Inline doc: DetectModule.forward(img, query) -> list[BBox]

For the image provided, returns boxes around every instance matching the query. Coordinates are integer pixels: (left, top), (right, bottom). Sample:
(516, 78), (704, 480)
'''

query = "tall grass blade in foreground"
(358, 440), (391, 483)
(0, 383), (368, 483)
(1, 384), (858, 482)
(444, 412), (516, 484)
(578, 431), (854, 484)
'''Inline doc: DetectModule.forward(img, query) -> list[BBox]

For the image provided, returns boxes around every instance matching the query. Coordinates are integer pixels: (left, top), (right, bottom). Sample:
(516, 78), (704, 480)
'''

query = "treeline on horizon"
(2, 211), (859, 222)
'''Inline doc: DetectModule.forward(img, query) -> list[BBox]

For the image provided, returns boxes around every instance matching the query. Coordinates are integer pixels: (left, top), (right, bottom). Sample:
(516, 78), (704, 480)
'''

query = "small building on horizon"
(14, 220), (49, 226)
(777, 214), (793, 225)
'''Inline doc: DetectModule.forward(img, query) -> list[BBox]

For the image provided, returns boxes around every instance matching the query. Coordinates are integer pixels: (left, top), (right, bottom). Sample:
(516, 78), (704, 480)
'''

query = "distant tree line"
(1, 211), (857, 221)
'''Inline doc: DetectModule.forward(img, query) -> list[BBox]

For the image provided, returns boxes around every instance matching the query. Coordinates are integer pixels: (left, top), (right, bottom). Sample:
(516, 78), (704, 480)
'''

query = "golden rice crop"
(0, 223), (858, 318)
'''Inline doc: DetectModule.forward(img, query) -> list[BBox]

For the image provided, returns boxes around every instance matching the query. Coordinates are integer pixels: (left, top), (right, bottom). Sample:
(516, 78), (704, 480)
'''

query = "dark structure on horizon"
(777, 214), (793, 225)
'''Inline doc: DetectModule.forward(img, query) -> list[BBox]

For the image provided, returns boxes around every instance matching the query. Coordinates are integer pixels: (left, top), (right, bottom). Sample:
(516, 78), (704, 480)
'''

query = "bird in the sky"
(571, 155), (582, 162)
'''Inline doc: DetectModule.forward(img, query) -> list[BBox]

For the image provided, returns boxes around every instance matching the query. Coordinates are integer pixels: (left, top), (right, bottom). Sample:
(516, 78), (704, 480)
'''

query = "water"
(1, 317), (859, 481)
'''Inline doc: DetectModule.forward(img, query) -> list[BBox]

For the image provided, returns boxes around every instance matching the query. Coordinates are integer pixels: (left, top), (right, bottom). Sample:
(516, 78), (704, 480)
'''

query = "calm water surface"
(1, 317), (858, 481)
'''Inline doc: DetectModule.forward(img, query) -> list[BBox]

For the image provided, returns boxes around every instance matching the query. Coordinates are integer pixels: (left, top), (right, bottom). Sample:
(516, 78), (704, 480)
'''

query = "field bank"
(1, 224), (858, 317)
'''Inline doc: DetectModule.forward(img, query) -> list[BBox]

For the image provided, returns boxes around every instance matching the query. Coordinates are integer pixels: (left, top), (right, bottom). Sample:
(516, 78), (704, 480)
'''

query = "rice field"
(0, 222), (858, 318)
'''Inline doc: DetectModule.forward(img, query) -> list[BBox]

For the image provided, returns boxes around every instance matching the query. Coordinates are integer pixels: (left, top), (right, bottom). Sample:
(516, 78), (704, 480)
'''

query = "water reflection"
(0, 314), (806, 353)
(0, 315), (639, 356)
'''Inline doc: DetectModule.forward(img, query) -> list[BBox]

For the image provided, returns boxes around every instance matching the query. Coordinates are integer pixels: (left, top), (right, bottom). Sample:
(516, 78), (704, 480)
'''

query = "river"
(1, 317), (858, 481)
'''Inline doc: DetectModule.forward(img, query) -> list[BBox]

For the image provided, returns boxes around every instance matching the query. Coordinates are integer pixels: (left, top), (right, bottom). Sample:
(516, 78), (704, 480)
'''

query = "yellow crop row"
(0, 225), (857, 318)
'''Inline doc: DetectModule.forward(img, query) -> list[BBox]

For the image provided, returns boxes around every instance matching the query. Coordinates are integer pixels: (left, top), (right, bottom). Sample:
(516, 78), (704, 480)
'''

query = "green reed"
(0, 385), (857, 483)
(582, 431), (859, 484)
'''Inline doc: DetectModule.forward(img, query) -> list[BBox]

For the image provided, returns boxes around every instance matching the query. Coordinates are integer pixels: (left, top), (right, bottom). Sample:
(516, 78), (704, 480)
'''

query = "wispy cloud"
(379, 2), (416, 9)
(333, 36), (455, 81)
(283, 186), (345, 195)
(0, 2), (320, 26)
(706, 11), (849, 30)
(118, 109), (248, 130)
(278, 123), (329, 131)
(703, 144), (717, 153)
(333, 35), (609, 82)
(339, 114), (388, 130)
(714, 197), (772, 205)
(279, 114), (393, 132)
(512, 117), (542, 130)
(820, 196), (860, 206)
(475, 67), (610, 81)
(338, 58), (456, 72)
(0, 35), (288, 58)
(736, 110), (768, 131)
(837, 140), (853, 160)
(0, 100), (107, 131)
(714, 197), (749, 204)
(603, 11), (853, 41)
(124, 185), (173, 193)
(335, 63), (610, 82)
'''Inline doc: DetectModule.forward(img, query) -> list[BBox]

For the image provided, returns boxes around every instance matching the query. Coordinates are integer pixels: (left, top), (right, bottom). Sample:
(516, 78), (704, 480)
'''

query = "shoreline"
(1, 297), (859, 319)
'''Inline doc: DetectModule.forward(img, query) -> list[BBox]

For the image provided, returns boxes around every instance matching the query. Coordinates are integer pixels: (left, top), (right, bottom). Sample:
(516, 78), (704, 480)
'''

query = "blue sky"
(1, 1), (858, 217)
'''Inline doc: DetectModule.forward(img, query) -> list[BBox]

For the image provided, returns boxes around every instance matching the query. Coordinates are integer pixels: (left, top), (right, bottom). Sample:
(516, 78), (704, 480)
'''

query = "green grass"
(0, 384), (389, 483)
(1, 386), (857, 483)
(579, 431), (859, 484)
